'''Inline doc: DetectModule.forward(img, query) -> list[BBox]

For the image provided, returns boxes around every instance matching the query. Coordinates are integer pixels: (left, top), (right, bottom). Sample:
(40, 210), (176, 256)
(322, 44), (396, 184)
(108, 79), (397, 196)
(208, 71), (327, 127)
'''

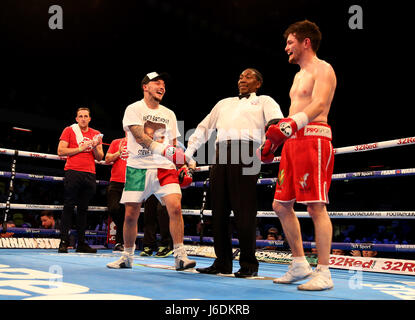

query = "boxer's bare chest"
(289, 70), (315, 114)
(290, 70), (315, 101)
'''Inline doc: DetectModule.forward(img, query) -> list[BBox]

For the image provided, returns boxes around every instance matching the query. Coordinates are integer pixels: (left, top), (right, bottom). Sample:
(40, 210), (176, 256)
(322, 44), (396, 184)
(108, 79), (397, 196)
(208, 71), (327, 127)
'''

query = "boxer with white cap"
(107, 71), (196, 271)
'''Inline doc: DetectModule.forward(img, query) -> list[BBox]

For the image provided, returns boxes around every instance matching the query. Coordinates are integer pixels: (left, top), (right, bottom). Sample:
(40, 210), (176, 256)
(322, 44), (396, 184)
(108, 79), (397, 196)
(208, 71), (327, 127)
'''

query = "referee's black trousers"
(209, 140), (260, 273)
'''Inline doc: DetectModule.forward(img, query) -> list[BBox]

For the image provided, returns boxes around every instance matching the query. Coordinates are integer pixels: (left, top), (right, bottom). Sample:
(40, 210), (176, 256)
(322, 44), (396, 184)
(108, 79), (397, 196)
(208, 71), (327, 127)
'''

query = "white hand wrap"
(290, 112), (309, 131)
(149, 141), (165, 155)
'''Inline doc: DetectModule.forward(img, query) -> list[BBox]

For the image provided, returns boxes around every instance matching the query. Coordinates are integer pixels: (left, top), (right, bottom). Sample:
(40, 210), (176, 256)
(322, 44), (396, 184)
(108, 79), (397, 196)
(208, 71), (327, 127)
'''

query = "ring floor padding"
(0, 249), (414, 300)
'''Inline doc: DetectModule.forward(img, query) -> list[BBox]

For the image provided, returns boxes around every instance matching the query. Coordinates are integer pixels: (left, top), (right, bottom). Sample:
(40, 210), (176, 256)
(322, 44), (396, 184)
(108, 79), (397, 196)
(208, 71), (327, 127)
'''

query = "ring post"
(1, 150), (18, 233)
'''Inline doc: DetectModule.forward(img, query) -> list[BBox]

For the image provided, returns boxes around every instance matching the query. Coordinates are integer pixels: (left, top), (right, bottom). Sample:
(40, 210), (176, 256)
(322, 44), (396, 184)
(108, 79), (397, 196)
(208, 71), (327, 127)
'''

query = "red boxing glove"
(256, 139), (277, 163)
(266, 113), (309, 147)
(266, 118), (298, 148)
(162, 145), (186, 168)
(178, 167), (193, 189)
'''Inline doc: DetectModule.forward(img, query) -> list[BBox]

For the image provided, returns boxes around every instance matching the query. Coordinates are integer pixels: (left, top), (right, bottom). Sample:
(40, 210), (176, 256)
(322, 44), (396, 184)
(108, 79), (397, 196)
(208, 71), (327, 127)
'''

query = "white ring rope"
(0, 203), (107, 211)
(1, 203), (414, 220)
(193, 136), (415, 172)
(0, 148), (107, 165)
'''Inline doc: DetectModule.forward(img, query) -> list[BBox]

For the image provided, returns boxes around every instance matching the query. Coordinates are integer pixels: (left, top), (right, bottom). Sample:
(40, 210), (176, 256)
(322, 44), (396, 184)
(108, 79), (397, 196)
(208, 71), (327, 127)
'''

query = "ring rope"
(0, 227), (106, 238)
(0, 171), (109, 186)
(1, 203), (414, 220)
(193, 136), (415, 171)
(0, 203), (107, 211)
(181, 209), (415, 219)
(0, 148), (107, 165)
(2, 227), (414, 253)
(193, 167), (415, 188)
(2, 167), (414, 188)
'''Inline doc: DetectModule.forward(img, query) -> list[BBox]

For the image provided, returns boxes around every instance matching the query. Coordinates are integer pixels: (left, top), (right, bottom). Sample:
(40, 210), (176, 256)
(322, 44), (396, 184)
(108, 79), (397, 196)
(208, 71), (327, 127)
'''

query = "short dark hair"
(247, 68), (263, 85)
(284, 20), (322, 53)
(40, 210), (54, 218)
(76, 107), (91, 116)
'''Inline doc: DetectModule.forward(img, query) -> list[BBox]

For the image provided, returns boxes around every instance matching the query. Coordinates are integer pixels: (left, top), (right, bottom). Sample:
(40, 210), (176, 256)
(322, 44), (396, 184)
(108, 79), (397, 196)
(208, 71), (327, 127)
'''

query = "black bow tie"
(238, 93), (251, 99)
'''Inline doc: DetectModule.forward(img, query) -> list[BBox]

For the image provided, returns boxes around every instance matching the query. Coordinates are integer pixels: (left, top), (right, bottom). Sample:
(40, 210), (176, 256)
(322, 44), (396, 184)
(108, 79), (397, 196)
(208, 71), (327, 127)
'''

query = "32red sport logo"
(329, 256), (375, 269)
(397, 137), (415, 145)
(381, 260), (415, 273)
(354, 143), (378, 151)
(329, 255), (415, 275)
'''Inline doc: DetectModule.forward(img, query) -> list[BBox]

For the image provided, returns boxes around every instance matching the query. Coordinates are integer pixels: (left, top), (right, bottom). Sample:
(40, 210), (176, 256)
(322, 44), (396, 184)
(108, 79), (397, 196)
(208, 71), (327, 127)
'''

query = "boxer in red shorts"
(258, 20), (337, 290)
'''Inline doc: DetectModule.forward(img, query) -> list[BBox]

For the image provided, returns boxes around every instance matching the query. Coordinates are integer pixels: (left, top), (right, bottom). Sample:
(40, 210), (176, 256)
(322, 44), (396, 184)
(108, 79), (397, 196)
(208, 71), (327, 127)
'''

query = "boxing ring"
(1, 136), (415, 302)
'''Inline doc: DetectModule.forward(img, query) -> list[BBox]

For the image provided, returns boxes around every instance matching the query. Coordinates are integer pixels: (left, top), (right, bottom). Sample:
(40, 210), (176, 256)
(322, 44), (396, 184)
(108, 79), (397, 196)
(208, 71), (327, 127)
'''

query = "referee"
(185, 68), (284, 277)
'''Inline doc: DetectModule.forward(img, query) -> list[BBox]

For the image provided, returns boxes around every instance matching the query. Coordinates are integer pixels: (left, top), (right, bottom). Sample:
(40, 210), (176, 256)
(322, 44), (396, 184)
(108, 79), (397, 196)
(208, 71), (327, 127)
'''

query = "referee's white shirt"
(185, 93), (284, 158)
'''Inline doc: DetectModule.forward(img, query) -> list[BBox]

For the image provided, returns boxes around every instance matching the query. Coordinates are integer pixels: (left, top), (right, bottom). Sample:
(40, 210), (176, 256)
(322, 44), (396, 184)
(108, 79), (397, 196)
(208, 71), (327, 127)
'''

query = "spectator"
(331, 249), (346, 256)
(255, 228), (263, 241)
(267, 227), (284, 241)
(12, 213), (31, 227)
(263, 233), (278, 251)
(351, 250), (378, 258)
(40, 210), (60, 229)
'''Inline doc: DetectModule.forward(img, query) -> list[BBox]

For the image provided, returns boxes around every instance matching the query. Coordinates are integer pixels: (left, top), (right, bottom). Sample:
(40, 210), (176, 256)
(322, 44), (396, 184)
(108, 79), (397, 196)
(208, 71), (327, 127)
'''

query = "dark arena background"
(0, 0), (414, 313)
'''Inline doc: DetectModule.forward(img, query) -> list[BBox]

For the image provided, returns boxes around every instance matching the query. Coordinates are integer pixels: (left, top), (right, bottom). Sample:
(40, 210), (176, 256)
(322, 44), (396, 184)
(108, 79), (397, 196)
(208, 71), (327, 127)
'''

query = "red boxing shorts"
(274, 122), (334, 204)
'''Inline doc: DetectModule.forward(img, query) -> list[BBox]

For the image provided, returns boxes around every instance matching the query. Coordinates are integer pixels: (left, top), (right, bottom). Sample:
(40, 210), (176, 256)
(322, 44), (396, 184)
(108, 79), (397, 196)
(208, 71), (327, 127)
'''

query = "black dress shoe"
(234, 268), (258, 278)
(76, 242), (97, 253)
(196, 265), (231, 274)
(58, 240), (68, 253)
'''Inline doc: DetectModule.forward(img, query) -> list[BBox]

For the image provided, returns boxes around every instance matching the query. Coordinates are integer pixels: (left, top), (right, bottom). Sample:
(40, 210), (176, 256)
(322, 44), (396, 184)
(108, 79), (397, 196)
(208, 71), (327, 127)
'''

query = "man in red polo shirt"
(57, 107), (104, 253)
(105, 136), (128, 251)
